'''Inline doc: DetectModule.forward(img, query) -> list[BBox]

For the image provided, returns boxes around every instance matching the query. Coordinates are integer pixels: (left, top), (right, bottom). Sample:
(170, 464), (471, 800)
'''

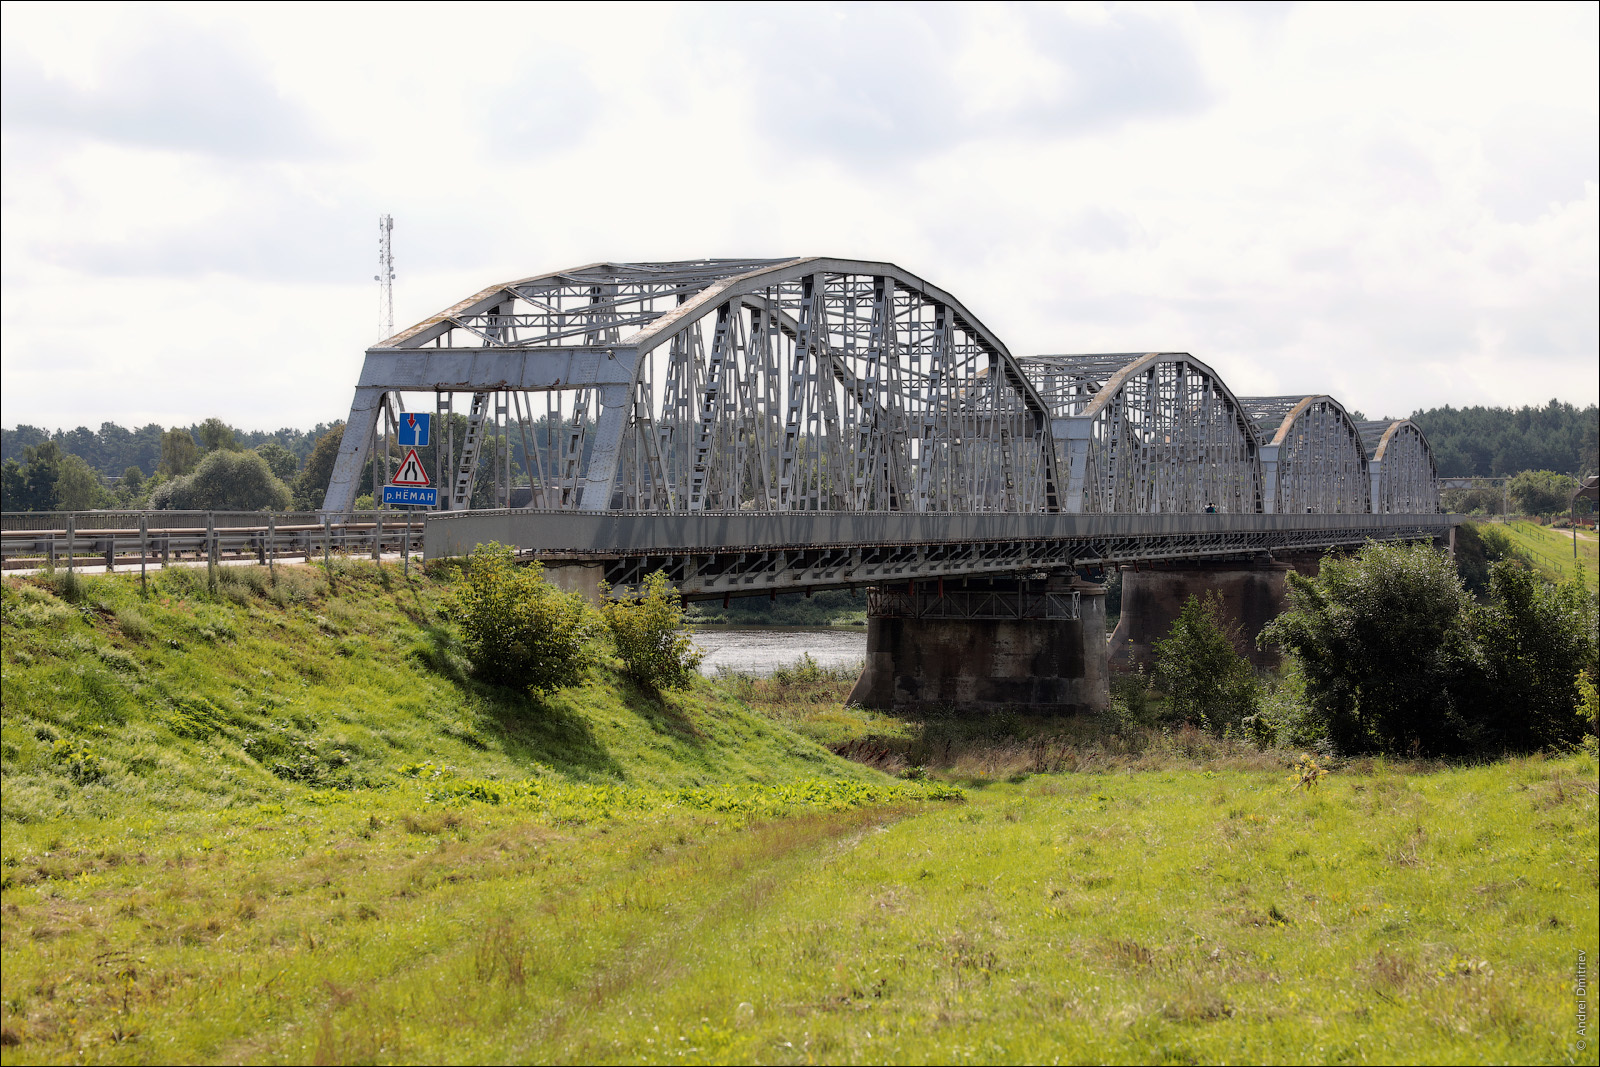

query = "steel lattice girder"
(1020, 353), (1263, 515)
(325, 260), (1443, 520)
(1357, 419), (1441, 514)
(423, 508), (1455, 599)
(323, 258), (1061, 517)
(1241, 395), (1371, 514)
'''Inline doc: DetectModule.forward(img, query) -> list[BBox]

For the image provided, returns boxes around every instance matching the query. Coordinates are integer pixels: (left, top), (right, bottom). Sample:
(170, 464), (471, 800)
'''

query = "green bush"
(1464, 562), (1597, 750)
(450, 543), (597, 694)
(599, 571), (703, 691)
(1261, 541), (1597, 756)
(1262, 541), (1475, 755)
(150, 449), (291, 511)
(1152, 592), (1259, 735)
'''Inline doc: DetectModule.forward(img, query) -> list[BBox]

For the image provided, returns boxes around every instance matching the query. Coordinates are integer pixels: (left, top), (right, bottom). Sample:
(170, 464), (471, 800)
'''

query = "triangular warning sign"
(391, 447), (430, 486)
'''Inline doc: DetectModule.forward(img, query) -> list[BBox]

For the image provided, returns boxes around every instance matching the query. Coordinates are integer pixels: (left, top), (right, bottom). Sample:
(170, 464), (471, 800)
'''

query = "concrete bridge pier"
(847, 576), (1109, 714)
(1107, 554), (1322, 671)
(543, 560), (607, 603)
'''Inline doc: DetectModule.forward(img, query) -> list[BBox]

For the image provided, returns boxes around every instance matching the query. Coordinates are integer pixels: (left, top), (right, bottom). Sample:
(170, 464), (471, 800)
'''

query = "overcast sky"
(2, 1), (1595, 432)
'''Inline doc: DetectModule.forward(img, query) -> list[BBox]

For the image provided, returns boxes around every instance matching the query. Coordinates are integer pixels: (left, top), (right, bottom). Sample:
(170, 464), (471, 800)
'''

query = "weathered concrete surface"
(543, 560), (606, 604)
(1108, 556), (1317, 671)
(848, 580), (1108, 714)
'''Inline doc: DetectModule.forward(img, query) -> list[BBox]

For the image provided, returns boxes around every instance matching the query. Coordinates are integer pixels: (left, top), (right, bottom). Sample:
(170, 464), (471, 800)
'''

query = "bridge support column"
(847, 577), (1108, 714)
(543, 561), (607, 604)
(1107, 556), (1320, 671)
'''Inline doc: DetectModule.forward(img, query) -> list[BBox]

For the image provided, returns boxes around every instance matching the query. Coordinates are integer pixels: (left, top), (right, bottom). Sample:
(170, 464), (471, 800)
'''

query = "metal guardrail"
(0, 512), (421, 573)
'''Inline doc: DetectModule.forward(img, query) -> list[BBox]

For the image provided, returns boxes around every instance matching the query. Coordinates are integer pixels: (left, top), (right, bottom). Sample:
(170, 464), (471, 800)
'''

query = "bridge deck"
(425, 510), (1458, 599)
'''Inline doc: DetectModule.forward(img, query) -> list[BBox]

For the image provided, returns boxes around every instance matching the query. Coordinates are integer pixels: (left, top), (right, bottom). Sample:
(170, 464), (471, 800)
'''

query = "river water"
(689, 627), (868, 676)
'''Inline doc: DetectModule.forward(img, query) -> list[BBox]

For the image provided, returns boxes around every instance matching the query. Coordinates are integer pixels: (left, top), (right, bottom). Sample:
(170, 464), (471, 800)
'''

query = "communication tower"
(376, 214), (394, 341)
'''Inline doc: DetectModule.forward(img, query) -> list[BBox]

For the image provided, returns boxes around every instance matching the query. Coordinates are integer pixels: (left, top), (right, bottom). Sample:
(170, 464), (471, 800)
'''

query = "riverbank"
(2, 562), (1594, 1064)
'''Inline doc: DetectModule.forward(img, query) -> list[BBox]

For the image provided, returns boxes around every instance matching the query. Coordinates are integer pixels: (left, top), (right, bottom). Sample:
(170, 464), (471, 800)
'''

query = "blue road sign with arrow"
(396, 412), (431, 447)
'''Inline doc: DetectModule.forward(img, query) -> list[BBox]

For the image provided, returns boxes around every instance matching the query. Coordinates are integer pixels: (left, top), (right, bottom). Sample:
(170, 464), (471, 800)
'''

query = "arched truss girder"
(324, 259), (1061, 515)
(1240, 395), (1371, 514)
(1357, 420), (1441, 514)
(1020, 353), (1262, 515)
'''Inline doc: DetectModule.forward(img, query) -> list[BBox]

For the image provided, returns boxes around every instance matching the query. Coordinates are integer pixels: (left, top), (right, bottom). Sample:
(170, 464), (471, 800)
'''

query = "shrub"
(151, 450), (291, 511)
(450, 542), (596, 694)
(599, 571), (703, 691)
(1152, 592), (1259, 735)
(1464, 562), (1597, 750)
(1261, 541), (1475, 755)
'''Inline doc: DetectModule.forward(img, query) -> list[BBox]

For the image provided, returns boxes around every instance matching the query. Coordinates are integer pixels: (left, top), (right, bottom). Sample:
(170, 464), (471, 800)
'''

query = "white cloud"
(0, 0), (1594, 432)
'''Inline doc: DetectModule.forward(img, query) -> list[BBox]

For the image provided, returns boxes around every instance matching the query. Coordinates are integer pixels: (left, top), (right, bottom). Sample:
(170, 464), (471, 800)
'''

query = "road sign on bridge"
(391, 448), (430, 486)
(383, 486), (437, 507)
(396, 412), (431, 447)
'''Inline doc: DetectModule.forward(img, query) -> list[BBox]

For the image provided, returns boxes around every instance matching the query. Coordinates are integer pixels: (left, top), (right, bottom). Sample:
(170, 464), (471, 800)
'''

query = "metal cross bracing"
(1241, 395), (1370, 514)
(325, 259), (1443, 533)
(1357, 419), (1440, 514)
(1020, 353), (1263, 515)
(324, 258), (1060, 518)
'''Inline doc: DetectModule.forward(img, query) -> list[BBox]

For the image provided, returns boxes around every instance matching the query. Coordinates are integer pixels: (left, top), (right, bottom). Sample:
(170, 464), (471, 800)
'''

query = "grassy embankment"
(2, 562), (1596, 1064)
(1493, 519), (1599, 591)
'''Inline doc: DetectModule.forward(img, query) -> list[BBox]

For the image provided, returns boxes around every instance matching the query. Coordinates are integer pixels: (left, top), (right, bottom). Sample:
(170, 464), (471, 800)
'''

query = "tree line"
(1, 420), (348, 513)
(1410, 399), (1598, 479)
(0, 414), (550, 513)
(2, 399), (1595, 512)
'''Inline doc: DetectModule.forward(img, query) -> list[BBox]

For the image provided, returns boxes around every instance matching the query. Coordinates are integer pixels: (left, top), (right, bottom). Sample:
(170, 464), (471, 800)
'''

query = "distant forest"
(0, 421), (338, 479)
(0, 399), (1595, 497)
(1410, 400), (1597, 478)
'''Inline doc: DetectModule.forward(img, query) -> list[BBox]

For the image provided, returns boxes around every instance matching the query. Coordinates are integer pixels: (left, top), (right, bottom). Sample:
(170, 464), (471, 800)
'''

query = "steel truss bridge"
(322, 258), (1450, 595)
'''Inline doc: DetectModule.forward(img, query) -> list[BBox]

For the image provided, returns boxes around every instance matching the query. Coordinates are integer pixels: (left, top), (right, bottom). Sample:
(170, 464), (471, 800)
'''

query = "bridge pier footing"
(1107, 553), (1323, 671)
(847, 577), (1108, 714)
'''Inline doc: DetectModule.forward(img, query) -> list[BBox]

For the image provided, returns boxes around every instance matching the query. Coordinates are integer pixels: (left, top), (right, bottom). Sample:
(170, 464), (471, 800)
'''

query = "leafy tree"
(296, 425), (344, 509)
(150, 450), (291, 511)
(1452, 522), (1531, 598)
(1, 458), (32, 511)
(55, 454), (107, 511)
(254, 442), (299, 481)
(1440, 480), (1505, 515)
(1152, 592), (1258, 735)
(198, 417), (239, 453)
(599, 571), (704, 691)
(159, 429), (201, 477)
(1463, 563), (1597, 750)
(1, 442), (63, 511)
(1507, 469), (1579, 516)
(449, 542), (596, 693)
(1261, 541), (1476, 755)
(119, 466), (145, 496)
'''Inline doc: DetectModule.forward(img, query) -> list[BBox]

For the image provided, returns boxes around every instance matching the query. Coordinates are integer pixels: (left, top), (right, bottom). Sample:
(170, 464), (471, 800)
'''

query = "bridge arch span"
(1241, 395), (1370, 514)
(325, 258), (1060, 515)
(1020, 353), (1262, 514)
(1358, 420), (1440, 514)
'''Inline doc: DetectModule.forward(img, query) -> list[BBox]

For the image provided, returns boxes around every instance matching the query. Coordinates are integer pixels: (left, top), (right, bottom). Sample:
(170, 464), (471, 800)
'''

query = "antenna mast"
(376, 214), (394, 341)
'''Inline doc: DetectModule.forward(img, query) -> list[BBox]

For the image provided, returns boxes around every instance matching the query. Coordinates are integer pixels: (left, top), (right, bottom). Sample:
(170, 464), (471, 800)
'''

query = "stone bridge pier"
(1107, 553), (1324, 671)
(847, 576), (1109, 714)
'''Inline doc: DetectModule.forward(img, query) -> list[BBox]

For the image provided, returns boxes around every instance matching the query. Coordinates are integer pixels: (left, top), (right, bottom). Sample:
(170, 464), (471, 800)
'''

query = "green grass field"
(1494, 520), (1599, 591)
(2, 563), (1595, 1064)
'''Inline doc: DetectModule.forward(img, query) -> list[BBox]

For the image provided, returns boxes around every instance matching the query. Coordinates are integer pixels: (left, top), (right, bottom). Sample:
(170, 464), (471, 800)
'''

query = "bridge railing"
(0, 512), (422, 573)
